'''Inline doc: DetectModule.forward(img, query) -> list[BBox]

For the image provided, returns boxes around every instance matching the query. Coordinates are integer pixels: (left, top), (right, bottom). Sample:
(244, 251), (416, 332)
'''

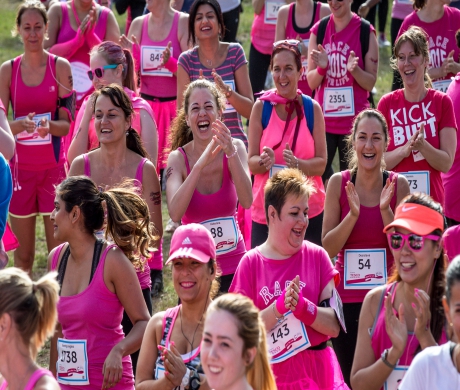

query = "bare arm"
(67, 97), (93, 165)
(49, 322), (63, 378)
(247, 100), (271, 175)
(417, 127), (456, 173)
(252, 0), (266, 15)
(348, 31), (378, 92)
(307, 33), (326, 91)
(141, 161), (164, 244)
(139, 108), (159, 167)
(274, 5), (289, 41)
(103, 10), (121, 42)
(177, 65), (191, 109)
(226, 139), (253, 209)
(0, 107), (14, 160)
(178, 13), (190, 52)
(172, 0), (184, 11)
(227, 63), (254, 119)
(67, 155), (86, 177)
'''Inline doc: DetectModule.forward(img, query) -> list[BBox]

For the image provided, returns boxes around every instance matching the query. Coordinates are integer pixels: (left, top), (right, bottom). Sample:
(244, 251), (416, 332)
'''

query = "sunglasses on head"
(273, 39), (301, 54)
(87, 64), (119, 81)
(387, 232), (440, 252)
(327, 0), (344, 2)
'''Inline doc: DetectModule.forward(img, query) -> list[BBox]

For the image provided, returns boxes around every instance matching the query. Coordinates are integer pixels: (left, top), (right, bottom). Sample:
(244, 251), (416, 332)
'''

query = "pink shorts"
(9, 165), (66, 218)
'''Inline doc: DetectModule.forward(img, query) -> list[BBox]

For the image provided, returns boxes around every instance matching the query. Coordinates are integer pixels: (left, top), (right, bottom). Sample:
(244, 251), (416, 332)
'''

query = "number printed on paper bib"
(269, 164), (287, 178)
(323, 87), (355, 117)
(15, 112), (52, 146)
(399, 171), (430, 195)
(57, 339), (89, 385)
(265, 1), (283, 24)
(432, 79), (452, 93)
(141, 46), (173, 77)
(267, 311), (311, 364)
(223, 80), (236, 113)
(200, 217), (238, 254)
(344, 249), (387, 290)
(384, 366), (409, 390)
(70, 61), (92, 98)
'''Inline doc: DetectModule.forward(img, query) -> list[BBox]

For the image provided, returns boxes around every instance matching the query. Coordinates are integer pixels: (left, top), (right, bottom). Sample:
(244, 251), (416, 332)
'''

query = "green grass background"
(1, 0), (394, 366)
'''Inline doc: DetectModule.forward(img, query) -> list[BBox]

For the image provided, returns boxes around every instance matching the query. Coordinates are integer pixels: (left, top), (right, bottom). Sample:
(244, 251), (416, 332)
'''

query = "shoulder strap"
(83, 153), (91, 177)
(261, 100), (274, 130)
(301, 94), (314, 134)
(316, 15), (331, 46)
(360, 18), (371, 61)
(88, 239), (104, 284)
(57, 245), (71, 290)
(382, 170), (389, 187)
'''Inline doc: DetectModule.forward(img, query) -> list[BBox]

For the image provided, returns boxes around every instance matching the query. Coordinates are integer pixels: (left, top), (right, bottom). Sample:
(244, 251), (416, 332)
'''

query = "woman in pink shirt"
(0, 268), (60, 390)
(351, 194), (449, 389)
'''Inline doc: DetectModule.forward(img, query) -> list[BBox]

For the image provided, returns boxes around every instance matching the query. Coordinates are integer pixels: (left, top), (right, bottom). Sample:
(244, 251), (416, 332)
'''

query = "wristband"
(226, 147), (238, 159)
(293, 290), (318, 326)
(181, 367), (191, 387)
(381, 349), (397, 369)
(275, 289), (289, 316)
(164, 56), (178, 73)
(317, 66), (327, 76)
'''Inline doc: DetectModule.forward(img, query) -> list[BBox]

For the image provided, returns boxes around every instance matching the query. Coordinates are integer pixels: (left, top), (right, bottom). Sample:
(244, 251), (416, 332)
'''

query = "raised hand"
(195, 138), (222, 170)
(22, 112), (36, 133)
(161, 342), (187, 387)
(285, 275), (300, 312)
(347, 50), (359, 73)
(380, 177), (396, 211)
(283, 143), (298, 169)
(162, 41), (173, 66)
(412, 288), (433, 345)
(410, 123), (425, 153)
(310, 44), (328, 69)
(345, 181), (360, 218)
(212, 119), (234, 156)
(36, 117), (50, 138)
(259, 146), (275, 171)
(384, 293), (408, 358)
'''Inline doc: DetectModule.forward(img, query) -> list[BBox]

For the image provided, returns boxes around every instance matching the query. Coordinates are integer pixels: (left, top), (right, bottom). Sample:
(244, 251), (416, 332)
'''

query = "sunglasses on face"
(273, 39), (301, 54)
(87, 64), (119, 81)
(387, 232), (440, 252)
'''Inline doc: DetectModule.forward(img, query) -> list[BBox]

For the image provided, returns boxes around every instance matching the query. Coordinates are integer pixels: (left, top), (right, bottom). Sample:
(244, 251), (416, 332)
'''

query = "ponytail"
(170, 107), (192, 151)
(126, 128), (149, 158)
(122, 48), (137, 93)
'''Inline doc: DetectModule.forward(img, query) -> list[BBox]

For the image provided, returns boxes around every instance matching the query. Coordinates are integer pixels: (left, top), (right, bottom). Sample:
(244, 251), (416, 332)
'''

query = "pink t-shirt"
(284, 2), (322, 96)
(251, 100), (325, 224)
(378, 89), (457, 205)
(443, 224), (460, 262)
(441, 73), (460, 221)
(230, 241), (339, 347)
(251, 5), (278, 55)
(391, 0), (413, 21)
(311, 13), (374, 135)
(398, 6), (460, 87)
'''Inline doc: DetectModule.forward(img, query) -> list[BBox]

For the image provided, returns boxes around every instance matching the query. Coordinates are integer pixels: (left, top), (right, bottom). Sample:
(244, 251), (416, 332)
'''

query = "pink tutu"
(272, 346), (350, 390)
(147, 99), (176, 170)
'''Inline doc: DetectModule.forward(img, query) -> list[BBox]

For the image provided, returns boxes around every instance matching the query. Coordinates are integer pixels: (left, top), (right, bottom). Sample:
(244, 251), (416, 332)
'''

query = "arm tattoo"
(370, 58), (378, 64)
(165, 167), (173, 181)
(149, 191), (161, 205)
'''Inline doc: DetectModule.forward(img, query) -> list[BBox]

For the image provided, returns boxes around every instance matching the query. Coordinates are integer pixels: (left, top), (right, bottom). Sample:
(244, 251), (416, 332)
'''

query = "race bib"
(70, 61), (92, 99)
(330, 288), (346, 332)
(141, 46), (173, 77)
(57, 338), (89, 385)
(384, 365), (409, 390)
(269, 164), (286, 177)
(15, 112), (52, 146)
(344, 249), (387, 290)
(268, 311), (311, 364)
(265, 1), (283, 24)
(432, 79), (452, 93)
(399, 171), (430, 195)
(200, 216), (238, 254)
(300, 40), (309, 81)
(223, 80), (236, 113)
(323, 87), (355, 117)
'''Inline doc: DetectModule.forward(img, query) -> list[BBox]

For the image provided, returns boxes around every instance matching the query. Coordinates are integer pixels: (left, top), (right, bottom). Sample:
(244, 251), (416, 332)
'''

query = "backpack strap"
(261, 100), (274, 130)
(316, 15), (330, 46)
(359, 18), (375, 108)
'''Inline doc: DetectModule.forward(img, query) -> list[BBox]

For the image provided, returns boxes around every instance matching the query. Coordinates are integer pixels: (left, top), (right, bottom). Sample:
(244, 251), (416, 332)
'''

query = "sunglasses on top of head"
(87, 64), (119, 81)
(386, 232), (440, 252)
(273, 39), (301, 54)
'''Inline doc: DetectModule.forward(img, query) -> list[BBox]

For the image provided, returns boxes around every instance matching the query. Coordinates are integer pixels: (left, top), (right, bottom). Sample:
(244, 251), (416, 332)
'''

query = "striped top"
(178, 43), (248, 147)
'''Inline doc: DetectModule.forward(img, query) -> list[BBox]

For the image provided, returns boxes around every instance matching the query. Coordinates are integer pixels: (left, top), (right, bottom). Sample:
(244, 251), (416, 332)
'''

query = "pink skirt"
(272, 346), (349, 390)
(147, 99), (177, 170)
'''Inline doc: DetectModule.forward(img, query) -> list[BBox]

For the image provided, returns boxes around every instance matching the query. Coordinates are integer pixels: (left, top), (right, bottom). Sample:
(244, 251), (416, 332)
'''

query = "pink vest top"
(178, 148), (246, 275)
(335, 170), (397, 303)
(10, 53), (63, 171)
(0, 369), (54, 390)
(139, 12), (182, 98)
(82, 154), (152, 289)
(251, 6), (277, 55)
(252, 105), (326, 224)
(57, 3), (109, 104)
(285, 2), (322, 96)
(51, 243), (134, 389)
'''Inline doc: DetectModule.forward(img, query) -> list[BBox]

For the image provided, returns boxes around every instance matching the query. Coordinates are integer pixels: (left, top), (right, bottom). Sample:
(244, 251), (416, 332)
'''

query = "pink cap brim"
(165, 247), (211, 265)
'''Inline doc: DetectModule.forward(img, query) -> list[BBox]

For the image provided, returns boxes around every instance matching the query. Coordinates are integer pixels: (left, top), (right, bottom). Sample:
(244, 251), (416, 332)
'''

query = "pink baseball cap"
(165, 224), (216, 265)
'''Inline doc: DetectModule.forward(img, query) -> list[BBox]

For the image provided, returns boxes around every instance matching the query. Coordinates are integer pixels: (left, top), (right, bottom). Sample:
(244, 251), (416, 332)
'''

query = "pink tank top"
(371, 283), (448, 378)
(139, 12), (182, 98)
(178, 148), (246, 275)
(51, 243), (134, 389)
(57, 3), (109, 104)
(285, 2), (322, 96)
(0, 368), (54, 390)
(82, 154), (152, 289)
(10, 53), (63, 171)
(335, 170), (397, 303)
(251, 6), (277, 55)
(252, 104), (326, 224)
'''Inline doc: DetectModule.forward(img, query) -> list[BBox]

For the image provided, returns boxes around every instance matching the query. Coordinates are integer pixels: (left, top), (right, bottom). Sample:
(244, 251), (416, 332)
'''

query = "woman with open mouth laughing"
(351, 193), (449, 390)
(378, 26), (457, 207)
(136, 223), (218, 390)
(322, 109), (410, 386)
(165, 79), (252, 293)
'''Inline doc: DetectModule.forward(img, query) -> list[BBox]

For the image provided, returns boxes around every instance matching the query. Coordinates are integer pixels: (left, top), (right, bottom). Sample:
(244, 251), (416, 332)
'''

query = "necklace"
(179, 306), (204, 360)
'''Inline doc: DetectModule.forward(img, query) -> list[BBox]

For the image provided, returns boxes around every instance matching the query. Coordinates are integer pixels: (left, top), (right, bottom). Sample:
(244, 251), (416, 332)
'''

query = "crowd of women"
(1, 0), (460, 388)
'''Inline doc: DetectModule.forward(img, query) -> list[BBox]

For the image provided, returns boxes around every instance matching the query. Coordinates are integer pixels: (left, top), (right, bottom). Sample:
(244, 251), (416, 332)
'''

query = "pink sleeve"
(228, 253), (255, 301)
(439, 93), (457, 131)
(318, 246), (340, 294)
(233, 44), (248, 72)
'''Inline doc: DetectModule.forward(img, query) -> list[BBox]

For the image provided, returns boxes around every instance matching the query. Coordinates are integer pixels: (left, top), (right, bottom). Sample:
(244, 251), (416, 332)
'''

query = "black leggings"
(249, 43), (272, 98)
(121, 287), (153, 376)
(331, 302), (363, 388)
(222, 4), (241, 43)
(323, 133), (349, 182)
(377, 0), (388, 34)
(251, 211), (324, 249)
(391, 18), (404, 91)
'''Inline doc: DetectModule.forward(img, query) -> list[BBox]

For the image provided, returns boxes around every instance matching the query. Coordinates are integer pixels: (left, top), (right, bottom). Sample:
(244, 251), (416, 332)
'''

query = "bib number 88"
(61, 351), (77, 363)
(210, 227), (223, 238)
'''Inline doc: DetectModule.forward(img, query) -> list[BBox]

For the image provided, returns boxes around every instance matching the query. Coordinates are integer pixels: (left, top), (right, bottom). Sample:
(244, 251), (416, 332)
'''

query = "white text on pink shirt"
(259, 280), (307, 305)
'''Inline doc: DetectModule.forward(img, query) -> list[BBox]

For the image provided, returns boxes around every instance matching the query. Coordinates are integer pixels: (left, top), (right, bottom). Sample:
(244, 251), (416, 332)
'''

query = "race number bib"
(223, 80), (236, 113)
(268, 311), (311, 364)
(141, 46), (173, 77)
(300, 40), (309, 81)
(399, 171), (430, 195)
(344, 249), (387, 290)
(15, 112), (52, 146)
(269, 164), (286, 177)
(432, 79), (452, 93)
(384, 365), (409, 390)
(70, 61), (92, 100)
(57, 339), (89, 385)
(323, 87), (355, 117)
(200, 216), (238, 254)
(330, 288), (347, 332)
(265, 1), (283, 24)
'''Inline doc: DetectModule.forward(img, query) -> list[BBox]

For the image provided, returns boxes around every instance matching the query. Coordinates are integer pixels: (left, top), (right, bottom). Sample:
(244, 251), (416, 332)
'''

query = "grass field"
(2, 0), (394, 368)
